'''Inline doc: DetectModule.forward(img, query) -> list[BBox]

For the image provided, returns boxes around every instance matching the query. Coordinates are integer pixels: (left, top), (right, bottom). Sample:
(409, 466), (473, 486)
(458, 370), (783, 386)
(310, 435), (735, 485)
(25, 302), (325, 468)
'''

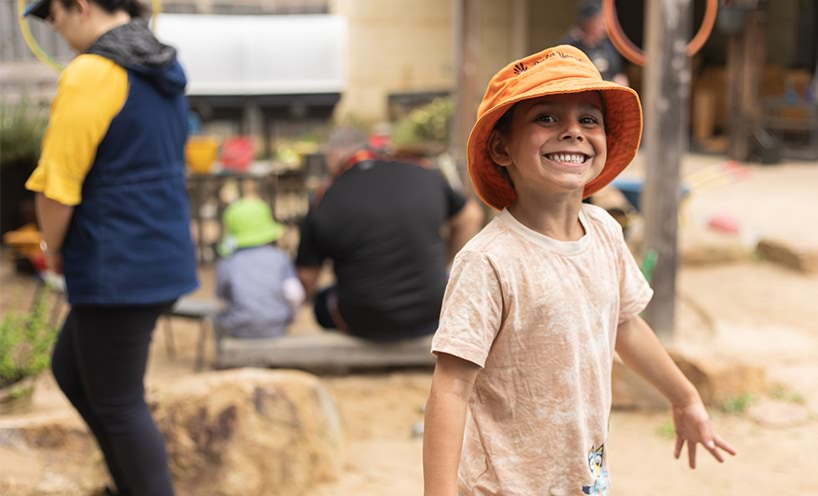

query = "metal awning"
(154, 13), (347, 96)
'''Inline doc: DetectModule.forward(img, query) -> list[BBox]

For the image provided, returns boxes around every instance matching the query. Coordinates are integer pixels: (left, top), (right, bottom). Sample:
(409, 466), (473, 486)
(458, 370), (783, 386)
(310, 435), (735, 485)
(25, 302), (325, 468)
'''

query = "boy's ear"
(488, 130), (512, 167)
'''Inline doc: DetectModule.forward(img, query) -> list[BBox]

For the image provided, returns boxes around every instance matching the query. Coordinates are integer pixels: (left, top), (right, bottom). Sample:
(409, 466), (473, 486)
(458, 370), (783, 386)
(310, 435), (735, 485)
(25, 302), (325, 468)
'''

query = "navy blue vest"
(61, 60), (198, 305)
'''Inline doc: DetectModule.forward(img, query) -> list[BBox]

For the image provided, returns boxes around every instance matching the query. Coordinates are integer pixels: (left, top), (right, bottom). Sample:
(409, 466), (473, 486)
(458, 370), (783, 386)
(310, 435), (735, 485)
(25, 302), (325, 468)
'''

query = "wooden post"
(450, 0), (481, 195)
(727, 7), (767, 161)
(640, 0), (692, 343)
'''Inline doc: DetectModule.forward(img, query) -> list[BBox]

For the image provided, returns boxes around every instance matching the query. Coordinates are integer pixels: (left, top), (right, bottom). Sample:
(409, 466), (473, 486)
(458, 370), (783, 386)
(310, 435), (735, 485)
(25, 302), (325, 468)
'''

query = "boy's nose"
(559, 122), (585, 142)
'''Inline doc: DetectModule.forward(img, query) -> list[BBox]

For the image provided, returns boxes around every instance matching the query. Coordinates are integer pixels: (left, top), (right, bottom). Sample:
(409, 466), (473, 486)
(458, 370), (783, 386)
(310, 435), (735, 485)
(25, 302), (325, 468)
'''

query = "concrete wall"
(329, 0), (453, 122)
(526, 0), (576, 53)
(329, 0), (558, 123)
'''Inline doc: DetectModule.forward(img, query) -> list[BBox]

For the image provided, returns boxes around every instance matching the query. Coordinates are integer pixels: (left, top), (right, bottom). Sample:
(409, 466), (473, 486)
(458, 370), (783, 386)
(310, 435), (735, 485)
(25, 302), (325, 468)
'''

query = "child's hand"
(671, 401), (736, 469)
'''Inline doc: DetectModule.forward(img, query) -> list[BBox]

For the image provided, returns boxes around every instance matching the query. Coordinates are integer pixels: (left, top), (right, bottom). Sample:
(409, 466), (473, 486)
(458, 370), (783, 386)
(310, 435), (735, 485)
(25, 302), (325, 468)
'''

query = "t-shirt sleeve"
(614, 220), (654, 323)
(25, 54), (128, 206)
(295, 209), (325, 267)
(431, 250), (504, 367)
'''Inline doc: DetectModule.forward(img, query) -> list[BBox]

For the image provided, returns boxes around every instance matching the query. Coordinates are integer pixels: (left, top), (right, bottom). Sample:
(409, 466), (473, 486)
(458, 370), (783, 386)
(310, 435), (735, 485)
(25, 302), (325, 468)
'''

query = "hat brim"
(234, 222), (285, 249)
(23, 0), (51, 19)
(467, 80), (643, 210)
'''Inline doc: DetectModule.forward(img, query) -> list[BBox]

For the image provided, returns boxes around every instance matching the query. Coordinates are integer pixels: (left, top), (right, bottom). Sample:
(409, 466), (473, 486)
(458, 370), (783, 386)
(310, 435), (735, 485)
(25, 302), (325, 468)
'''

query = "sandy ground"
(1, 154), (817, 495)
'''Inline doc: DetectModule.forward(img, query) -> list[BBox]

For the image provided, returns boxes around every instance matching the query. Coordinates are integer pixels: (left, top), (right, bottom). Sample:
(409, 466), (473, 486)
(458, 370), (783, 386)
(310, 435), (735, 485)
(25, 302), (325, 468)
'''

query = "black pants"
(52, 304), (175, 496)
(314, 286), (438, 341)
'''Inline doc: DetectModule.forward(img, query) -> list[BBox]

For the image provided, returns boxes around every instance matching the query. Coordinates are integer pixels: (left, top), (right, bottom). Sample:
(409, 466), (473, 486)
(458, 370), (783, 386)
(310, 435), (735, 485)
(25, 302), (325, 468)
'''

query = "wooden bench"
(216, 333), (436, 371)
(163, 298), (436, 371)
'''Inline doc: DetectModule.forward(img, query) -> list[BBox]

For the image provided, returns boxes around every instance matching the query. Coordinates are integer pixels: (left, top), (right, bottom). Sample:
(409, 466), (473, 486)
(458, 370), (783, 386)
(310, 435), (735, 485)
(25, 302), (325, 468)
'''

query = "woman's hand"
(46, 251), (64, 274)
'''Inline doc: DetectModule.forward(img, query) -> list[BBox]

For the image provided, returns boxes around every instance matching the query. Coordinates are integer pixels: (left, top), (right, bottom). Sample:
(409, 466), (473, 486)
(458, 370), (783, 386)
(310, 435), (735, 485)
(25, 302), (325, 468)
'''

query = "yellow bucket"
(185, 137), (218, 173)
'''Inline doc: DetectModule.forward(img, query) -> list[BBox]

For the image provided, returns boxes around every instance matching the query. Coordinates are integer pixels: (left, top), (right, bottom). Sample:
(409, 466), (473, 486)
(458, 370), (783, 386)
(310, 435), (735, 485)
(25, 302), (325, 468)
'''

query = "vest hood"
(86, 19), (186, 96)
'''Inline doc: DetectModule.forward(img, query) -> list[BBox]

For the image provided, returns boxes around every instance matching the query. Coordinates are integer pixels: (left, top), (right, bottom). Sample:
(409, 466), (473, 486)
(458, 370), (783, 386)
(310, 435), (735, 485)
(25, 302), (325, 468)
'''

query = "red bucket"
(220, 137), (255, 172)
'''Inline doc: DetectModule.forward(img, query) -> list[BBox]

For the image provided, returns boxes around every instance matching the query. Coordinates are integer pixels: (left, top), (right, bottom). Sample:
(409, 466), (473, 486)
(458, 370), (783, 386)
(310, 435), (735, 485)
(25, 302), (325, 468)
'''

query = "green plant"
(391, 97), (453, 147)
(719, 393), (756, 414)
(769, 383), (805, 405)
(0, 99), (47, 166)
(655, 421), (676, 440)
(0, 290), (58, 389)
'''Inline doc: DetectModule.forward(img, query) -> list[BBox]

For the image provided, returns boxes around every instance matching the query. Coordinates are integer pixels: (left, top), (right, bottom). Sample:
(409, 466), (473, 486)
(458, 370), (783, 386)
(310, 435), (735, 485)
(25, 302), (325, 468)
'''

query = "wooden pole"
(450, 0), (480, 195)
(640, 0), (692, 343)
(727, 6), (767, 161)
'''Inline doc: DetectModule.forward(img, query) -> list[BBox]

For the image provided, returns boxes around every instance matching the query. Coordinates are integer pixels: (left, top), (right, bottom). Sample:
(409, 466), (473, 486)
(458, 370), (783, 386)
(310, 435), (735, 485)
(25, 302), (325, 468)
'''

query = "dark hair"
(60, 0), (147, 18)
(577, 0), (602, 22)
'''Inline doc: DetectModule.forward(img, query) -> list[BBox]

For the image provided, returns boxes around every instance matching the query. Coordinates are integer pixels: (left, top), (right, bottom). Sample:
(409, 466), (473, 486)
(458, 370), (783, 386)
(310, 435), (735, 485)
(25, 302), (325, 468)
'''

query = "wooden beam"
(450, 0), (481, 195)
(640, 0), (692, 342)
(216, 333), (435, 371)
(727, 7), (767, 161)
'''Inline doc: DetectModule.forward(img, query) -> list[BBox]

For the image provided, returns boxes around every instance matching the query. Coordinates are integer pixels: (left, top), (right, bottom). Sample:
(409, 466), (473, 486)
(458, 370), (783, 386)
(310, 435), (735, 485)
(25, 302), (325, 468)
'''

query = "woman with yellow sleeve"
(23, 0), (197, 494)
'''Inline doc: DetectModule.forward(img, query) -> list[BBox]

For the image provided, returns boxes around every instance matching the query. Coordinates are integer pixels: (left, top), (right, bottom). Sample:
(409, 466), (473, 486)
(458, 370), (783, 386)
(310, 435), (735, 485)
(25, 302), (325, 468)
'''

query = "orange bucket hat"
(467, 44), (643, 210)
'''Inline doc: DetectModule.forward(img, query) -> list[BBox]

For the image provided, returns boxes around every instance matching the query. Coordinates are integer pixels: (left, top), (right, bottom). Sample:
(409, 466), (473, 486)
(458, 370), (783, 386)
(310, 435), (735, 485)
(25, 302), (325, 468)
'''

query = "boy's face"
(490, 91), (607, 201)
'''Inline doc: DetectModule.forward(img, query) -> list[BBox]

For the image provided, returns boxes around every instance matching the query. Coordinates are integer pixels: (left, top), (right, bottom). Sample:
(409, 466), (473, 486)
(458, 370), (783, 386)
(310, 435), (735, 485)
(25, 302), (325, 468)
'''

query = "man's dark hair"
(576, 0), (601, 22)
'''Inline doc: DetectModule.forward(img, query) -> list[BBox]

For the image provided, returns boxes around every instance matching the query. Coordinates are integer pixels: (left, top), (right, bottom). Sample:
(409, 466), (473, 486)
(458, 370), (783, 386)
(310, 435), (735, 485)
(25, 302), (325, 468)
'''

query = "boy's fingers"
(674, 436), (684, 459)
(688, 442), (697, 469)
(707, 443), (725, 463)
(714, 434), (737, 456)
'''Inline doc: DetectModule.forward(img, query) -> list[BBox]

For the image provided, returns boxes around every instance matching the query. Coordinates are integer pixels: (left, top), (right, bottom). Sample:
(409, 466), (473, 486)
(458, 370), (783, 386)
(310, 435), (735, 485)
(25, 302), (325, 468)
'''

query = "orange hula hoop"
(602, 0), (718, 66)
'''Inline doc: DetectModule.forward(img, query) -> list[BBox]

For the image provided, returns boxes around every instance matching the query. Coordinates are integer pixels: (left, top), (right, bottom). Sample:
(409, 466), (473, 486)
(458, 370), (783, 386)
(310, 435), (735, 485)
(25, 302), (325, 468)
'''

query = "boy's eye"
(536, 114), (557, 123)
(580, 116), (600, 125)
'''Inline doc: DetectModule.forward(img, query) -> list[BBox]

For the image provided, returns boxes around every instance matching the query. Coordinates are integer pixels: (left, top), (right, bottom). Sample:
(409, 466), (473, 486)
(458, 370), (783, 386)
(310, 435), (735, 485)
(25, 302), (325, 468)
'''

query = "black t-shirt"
(560, 33), (625, 82)
(296, 159), (466, 340)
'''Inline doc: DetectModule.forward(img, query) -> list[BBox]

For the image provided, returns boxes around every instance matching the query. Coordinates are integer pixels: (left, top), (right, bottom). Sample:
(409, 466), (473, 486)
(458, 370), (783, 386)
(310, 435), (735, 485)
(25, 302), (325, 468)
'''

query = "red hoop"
(602, 0), (718, 66)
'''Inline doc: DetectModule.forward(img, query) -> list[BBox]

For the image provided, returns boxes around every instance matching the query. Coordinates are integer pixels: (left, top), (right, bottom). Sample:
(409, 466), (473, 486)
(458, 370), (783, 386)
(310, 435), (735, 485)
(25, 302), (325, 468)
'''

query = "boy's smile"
(491, 91), (607, 201)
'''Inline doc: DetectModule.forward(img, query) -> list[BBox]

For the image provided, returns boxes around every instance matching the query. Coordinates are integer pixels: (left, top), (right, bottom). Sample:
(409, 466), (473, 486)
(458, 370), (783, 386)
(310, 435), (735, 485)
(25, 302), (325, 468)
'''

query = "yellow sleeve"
(25, 54), (128, 206)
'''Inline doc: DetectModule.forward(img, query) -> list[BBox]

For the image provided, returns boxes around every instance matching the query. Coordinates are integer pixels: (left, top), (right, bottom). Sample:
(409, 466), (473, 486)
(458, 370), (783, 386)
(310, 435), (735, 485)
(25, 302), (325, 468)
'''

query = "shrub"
(0, 99), (47, 166)
(0, 289), (58, 389)
(391, 97), (453, 148)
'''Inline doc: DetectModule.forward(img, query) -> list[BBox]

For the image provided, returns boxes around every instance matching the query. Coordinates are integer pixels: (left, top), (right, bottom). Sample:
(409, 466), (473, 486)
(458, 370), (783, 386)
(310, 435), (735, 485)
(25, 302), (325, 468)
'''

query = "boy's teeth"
(547, 153), (585, 164)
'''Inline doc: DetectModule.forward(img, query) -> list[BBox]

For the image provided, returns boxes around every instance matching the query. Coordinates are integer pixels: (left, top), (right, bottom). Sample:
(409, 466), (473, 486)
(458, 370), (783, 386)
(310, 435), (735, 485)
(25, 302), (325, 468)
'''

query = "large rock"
(155, 368), (343, 496)
(0, 369), (343, 496)
(679, 224), (754, 266)
(757, 237), (818, 274)
(0, 412), (107, 495)
(612, 349), (766, 410)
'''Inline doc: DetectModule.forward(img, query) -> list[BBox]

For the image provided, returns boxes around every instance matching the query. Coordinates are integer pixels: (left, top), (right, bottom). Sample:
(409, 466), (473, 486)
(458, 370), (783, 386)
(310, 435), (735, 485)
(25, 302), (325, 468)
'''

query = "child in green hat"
(215, 198), (304, 338)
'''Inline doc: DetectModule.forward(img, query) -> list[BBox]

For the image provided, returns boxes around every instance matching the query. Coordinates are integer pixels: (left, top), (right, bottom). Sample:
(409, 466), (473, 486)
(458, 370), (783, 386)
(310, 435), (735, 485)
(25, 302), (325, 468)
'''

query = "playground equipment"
(601, 0), (718, 66)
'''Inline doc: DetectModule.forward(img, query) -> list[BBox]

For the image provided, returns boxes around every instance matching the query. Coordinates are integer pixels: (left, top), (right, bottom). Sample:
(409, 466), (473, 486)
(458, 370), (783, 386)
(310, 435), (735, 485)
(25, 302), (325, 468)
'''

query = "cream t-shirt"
(432, 204), (653, 496)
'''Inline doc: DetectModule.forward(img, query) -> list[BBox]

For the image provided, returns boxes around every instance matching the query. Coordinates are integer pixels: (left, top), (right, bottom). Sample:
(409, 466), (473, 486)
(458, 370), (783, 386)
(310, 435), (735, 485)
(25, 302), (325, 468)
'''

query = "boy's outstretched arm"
(615, 316), (737, 468)
(424, 352), (481, 496)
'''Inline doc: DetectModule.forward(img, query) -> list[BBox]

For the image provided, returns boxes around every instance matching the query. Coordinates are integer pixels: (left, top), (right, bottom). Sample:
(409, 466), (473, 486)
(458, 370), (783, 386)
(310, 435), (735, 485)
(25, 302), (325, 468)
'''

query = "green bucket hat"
(219, 198), (284, 256)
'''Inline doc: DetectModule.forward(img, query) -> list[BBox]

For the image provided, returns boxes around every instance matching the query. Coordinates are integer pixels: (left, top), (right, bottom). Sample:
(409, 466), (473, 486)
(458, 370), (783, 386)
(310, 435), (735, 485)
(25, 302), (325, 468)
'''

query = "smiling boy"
(422, 45), (735, 496)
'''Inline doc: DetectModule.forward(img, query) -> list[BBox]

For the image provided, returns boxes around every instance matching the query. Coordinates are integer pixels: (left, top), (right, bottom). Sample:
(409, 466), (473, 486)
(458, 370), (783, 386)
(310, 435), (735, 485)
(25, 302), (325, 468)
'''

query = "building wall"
(526, 0), (576, 53)
(330, 0), (541, 123)
(329, 0), (453, 122)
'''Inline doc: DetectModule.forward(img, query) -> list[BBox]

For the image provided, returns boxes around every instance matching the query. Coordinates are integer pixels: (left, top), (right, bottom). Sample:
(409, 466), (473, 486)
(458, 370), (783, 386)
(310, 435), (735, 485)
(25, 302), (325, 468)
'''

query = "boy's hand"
(672, 401), (736, 468)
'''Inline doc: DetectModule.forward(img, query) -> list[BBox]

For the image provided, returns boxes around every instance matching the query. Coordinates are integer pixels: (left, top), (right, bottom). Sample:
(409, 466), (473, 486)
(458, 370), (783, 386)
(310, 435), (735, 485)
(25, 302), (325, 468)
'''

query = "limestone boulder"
(612, 349), (766, 410)
(0, 369), (343, 496)
(679, 224), (754, 266)
(0, 412), (106, 495)
(757, 237), (818, 274)
(154, 368), (343, 496)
